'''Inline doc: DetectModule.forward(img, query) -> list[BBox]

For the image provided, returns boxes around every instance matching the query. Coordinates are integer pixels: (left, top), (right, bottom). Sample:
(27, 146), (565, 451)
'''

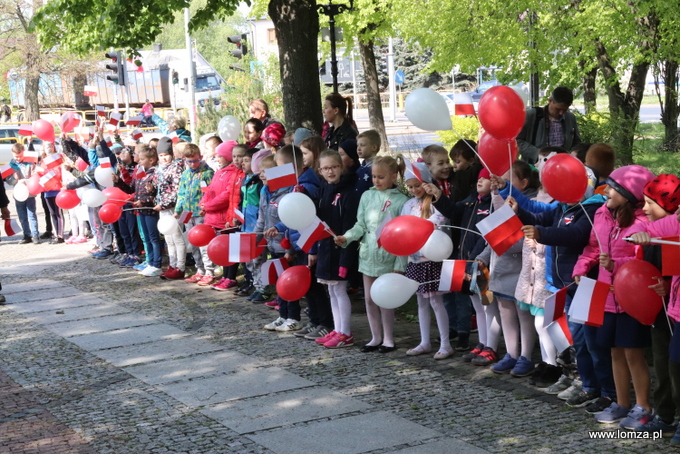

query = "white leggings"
(328, 282), (352, 335)
(534, 314), (558, 365)
(160, 210), (186, 270)
(416, 293), (451, 352)
(471, 294), (501, 350)
(363, 274), (395, 348)
(497, 296), (536, 359)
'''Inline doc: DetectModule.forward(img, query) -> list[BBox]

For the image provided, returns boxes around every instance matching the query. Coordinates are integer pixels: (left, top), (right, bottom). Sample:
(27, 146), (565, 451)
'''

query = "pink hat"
(262, 123), (286, 148)
(251, 148), (273, 174)
(216, 140), (238, 161)
(606, 165), (656, 204)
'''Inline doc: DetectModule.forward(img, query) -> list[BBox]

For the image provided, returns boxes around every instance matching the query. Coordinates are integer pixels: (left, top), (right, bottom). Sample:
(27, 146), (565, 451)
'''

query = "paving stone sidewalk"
(1, 236), (677, 453)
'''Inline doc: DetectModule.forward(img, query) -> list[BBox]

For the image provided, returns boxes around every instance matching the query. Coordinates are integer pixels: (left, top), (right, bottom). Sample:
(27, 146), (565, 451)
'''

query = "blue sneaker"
(620, 404), (653, 430)
(92, 249), (113, 259)
(133, 261), (149, 271)
(510, 356), (535, 377)
(124, 256), (141, 268)
(636, 415), (677, 437)
(491, 353), (517, 374)
(672, 424), (680, 445)
(595, 402), (630, 424)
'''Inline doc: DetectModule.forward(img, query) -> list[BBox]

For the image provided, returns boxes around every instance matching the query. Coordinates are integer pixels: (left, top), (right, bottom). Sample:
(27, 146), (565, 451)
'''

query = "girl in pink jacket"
(573, 165), (655, 429)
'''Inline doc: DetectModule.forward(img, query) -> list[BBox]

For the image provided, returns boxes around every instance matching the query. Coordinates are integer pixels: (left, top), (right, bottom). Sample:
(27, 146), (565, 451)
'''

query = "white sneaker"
(275, 319), (303, 332)
(557, 379), (582, 401)
(140, 266), (162, 277)
(264, 317), (286, 331)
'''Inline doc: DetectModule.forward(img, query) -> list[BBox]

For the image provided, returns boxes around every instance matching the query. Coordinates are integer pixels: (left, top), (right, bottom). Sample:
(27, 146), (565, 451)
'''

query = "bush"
(436, 116), (480, 149)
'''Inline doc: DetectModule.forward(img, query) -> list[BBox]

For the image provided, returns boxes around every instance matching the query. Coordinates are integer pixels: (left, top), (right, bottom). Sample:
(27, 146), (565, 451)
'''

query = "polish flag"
(260, 258), (289, 286)
(661, 236), (680, 276)
(568, 276), (609, 326)
(265, 163), (297, 192)
(168, 131), (180, 144)
(4, 218), (21, 236)
(375, 212), (393, 249)
(1, 164), (14, 179)
(228, 233), (262, 262)
(76, 157), (89, 172)
(476, 204), (524, 256)
(39, 170), (59, 188)
(135, 167), (147, 180)
(200, 180), (208, 193)
(99, 158), (112, 169)
(22, 150), (39, 163)
(234, 209), (245, 224)
(83, 85), (98, 97)
(297, 218), (333, 253)
(43, 153), (63, 170)
(543, 287), (569, 328)
(403, 156), (431, 182)
(109, 112), (121, 127)
(103, 135), (113, 147)
(126, 116), (143, 127)
(95, 105), (106, 116)
(546, 315), (573, 353)
(178, 211), (192, 224)
(438, 260), (467, 292)
(454, 93), (476, 116)
(131, 129), (143, 141)
(18, 124), (33, 136)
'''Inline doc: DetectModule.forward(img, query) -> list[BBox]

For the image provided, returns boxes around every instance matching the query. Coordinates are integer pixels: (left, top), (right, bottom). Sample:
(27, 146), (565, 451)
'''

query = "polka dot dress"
(405, 261), (443, 295)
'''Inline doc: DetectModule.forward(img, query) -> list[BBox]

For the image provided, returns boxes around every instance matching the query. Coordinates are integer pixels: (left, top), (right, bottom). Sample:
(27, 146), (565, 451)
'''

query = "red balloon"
(478, 86), (526, 140)
(276, 265), (311, 301)
(26, 174), (44, 195)
(33, 119), (55, 142)
(206, 235), (234, 266)
(99, 203), (122, 223)
(380, 215), (435, 256)
(55, 190), (80, 209)
(478, 133), (518, 176)
(541, 154), (588, 203)
(188, 224), (216, 247)
(60, 112), (80, 133)
(102, 187), (131, 206)
(613, 260), (664, 325)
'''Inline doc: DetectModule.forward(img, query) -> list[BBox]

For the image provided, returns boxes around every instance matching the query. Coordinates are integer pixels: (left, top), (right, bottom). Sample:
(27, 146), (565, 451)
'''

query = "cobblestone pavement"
(1, 231), (678, 453)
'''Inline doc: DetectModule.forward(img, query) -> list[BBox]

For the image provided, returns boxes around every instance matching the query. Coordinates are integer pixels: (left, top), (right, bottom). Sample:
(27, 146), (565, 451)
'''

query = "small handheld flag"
(438, 260), (467, 292)
(265, 163), (297, 192)
(476, 204), (524, 256)
(4, 218), (21, 236)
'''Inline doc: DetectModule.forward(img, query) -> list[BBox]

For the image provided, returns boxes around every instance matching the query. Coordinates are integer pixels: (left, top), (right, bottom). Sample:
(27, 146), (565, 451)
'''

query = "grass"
(633, 122), (680, 175)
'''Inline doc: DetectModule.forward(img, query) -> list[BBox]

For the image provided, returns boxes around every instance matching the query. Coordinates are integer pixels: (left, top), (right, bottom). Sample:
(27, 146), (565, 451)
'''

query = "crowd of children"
(4, 95), (680, 444)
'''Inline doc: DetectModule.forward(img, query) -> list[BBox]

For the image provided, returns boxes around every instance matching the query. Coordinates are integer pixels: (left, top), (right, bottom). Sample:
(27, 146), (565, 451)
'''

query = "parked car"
(0, 125), (43, 165)
(470, 80), (502, 103)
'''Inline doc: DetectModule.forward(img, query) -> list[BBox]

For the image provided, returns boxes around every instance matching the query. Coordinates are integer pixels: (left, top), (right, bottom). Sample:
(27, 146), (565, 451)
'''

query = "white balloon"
(218, 115), (241, 142)
(13, 183), (29, 202)
(370, 273), (420, 309)
(511, 83), (530, 107)
(157, 216), (180, 235)
(94, 166), (114, 188)
(420, 229), (454, 262)
(278, 192), (317, 231)
(75, 186), (87, 200)
(405, 88), (453, 131)
(82, 188), (107, 207)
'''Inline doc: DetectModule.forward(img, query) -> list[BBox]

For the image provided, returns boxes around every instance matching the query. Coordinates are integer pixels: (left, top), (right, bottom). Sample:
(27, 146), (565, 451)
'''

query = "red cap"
(478, 168), (491, 180)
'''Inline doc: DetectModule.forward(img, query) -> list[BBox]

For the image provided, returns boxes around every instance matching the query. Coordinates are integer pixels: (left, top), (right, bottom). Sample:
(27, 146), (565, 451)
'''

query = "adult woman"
(323, 93), (357, 151)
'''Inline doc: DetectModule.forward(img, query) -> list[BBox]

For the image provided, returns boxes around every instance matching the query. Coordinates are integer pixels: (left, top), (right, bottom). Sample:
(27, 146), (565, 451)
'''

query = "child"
(114, 146), (163, 277)
(585, 143), (616, 196)
(449, 139), (483, 203)
(312, 149), (361, 348)
(262, 123), (286, 151)
(240, 148), (265, 300)
(335, 156), (409, 352)
(174, 144), (216, 285)
(244, 118), (264, 149)
(628, 175), (680, 440)
(573, 165), (656, 428)
(299, 135), (327, 174)
(7, 142), (40, 243)
(203, 135), (223, 171)
(113, 145), (142, 267)
(154, 138), (187, 280)
(204, 142), (246, 291)
(338, 139), (360, 173)
(39, 142), (65, 243)
(402, 171), (451, 359)
(355, 130), (379, 194)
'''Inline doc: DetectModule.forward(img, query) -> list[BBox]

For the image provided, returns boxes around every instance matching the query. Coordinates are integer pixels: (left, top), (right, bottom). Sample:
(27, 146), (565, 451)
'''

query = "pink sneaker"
(197, 275), (217, 286)
(324, 333), (354, 349)
(211, 278), (237, 291)
(265, 300), (279, 309)
(184, 273), (203, 284)
(315, 331), (338, 344)
(66, 236), (76, 244)
(74, 236), (88, 244)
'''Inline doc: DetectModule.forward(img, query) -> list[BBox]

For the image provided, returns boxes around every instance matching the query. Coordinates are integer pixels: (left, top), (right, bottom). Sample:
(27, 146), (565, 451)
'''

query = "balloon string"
(439, 224), (484, 237)
(577, 202), (603, 253)
(449, 123), (493, 173)
(507, 142), (513, 201)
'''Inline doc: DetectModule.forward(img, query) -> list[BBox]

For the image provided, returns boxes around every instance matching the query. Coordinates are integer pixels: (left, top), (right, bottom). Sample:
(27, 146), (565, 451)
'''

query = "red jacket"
(202, 163), (245, 229)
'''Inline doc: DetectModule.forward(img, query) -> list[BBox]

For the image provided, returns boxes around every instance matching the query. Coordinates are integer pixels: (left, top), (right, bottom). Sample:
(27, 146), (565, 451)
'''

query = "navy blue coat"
(433, 192), (491, 261)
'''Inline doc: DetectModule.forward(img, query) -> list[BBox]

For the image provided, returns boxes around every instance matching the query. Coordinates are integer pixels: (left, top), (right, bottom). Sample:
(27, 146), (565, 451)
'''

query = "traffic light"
(172, 71), (179, 84)
(227, 34), (248, 59)
(105, 51), (125, 86)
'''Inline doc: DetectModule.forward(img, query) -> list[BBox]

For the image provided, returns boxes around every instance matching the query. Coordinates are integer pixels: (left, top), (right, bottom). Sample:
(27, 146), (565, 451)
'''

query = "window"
(267, 28), (277, 45)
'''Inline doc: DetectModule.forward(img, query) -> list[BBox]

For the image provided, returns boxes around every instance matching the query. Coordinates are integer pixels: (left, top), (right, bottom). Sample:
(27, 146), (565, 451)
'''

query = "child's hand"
(506, 196), (518, 212)
(649, 277), (670, 297)
(199, 210), (206, 216)
(521, 225), (540, 240)
(132, 200), (142, 207)
(153, 204), (161, 211)
(111, 173), (119, 183)
(574, 275), (581, 284)
(264, 227), (278, 237)
(628, 232), (651, 245)
(334, 235), (347, 246)
(173, 212), (180, 219)
(464, 273), (472, 282)
(422, 183), (441, 199)
(284, 252), (294, 263)
(599, 253), (613, 271)
(490, 175), (507, 190)
(307, 254), (317, 267)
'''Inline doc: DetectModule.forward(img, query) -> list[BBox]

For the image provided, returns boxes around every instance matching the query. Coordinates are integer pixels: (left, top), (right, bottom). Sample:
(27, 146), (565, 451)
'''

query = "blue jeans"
(138, 213), (162, 268)
(443, 291), (472, 334)
(15, 197), (39, 237)
(136, 215), (151, 260)
(118, 206), (140, 257)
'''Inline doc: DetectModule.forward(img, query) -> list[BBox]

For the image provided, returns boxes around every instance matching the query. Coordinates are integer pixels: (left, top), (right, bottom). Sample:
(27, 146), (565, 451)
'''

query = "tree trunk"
(73, 73), (90, 110)
(268, 0), (322, 133)
(580, 62), (597, 114)
(23, 37), (41, 121)
(661, 60), (679, 151)
(358, 39), (389, 152)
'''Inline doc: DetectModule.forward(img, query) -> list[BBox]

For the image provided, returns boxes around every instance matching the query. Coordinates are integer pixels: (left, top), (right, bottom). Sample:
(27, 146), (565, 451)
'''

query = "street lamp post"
(318, 0), (354, 93)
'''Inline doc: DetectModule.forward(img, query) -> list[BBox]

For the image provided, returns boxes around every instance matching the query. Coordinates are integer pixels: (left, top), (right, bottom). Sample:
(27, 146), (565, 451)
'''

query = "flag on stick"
(260, 258), (289, 286)
(4, 218), (21, 236)
(296, 218), (333, 252)
(568, 276), (609, 326)
(43, 153), (63, 170)
(1, 164), (14, 179)
(83, 85), (98, 97)
(454, 93), (476, 116)
(264, 163), (297, 191)
(178, 211), (192, 224)
(476, 204), (524, 256)
(543, 287), (569, 328)
(18, 124), (33, 136)
(438, 260), (467, 292)
(547, 315), (573, 353)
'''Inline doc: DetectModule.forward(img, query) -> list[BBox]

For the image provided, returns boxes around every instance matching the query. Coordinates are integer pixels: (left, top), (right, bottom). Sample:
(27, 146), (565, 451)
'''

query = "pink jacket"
(572, 205), (647, 313)
(644, 215), (680, 322)
(201, 164), (245, 230)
